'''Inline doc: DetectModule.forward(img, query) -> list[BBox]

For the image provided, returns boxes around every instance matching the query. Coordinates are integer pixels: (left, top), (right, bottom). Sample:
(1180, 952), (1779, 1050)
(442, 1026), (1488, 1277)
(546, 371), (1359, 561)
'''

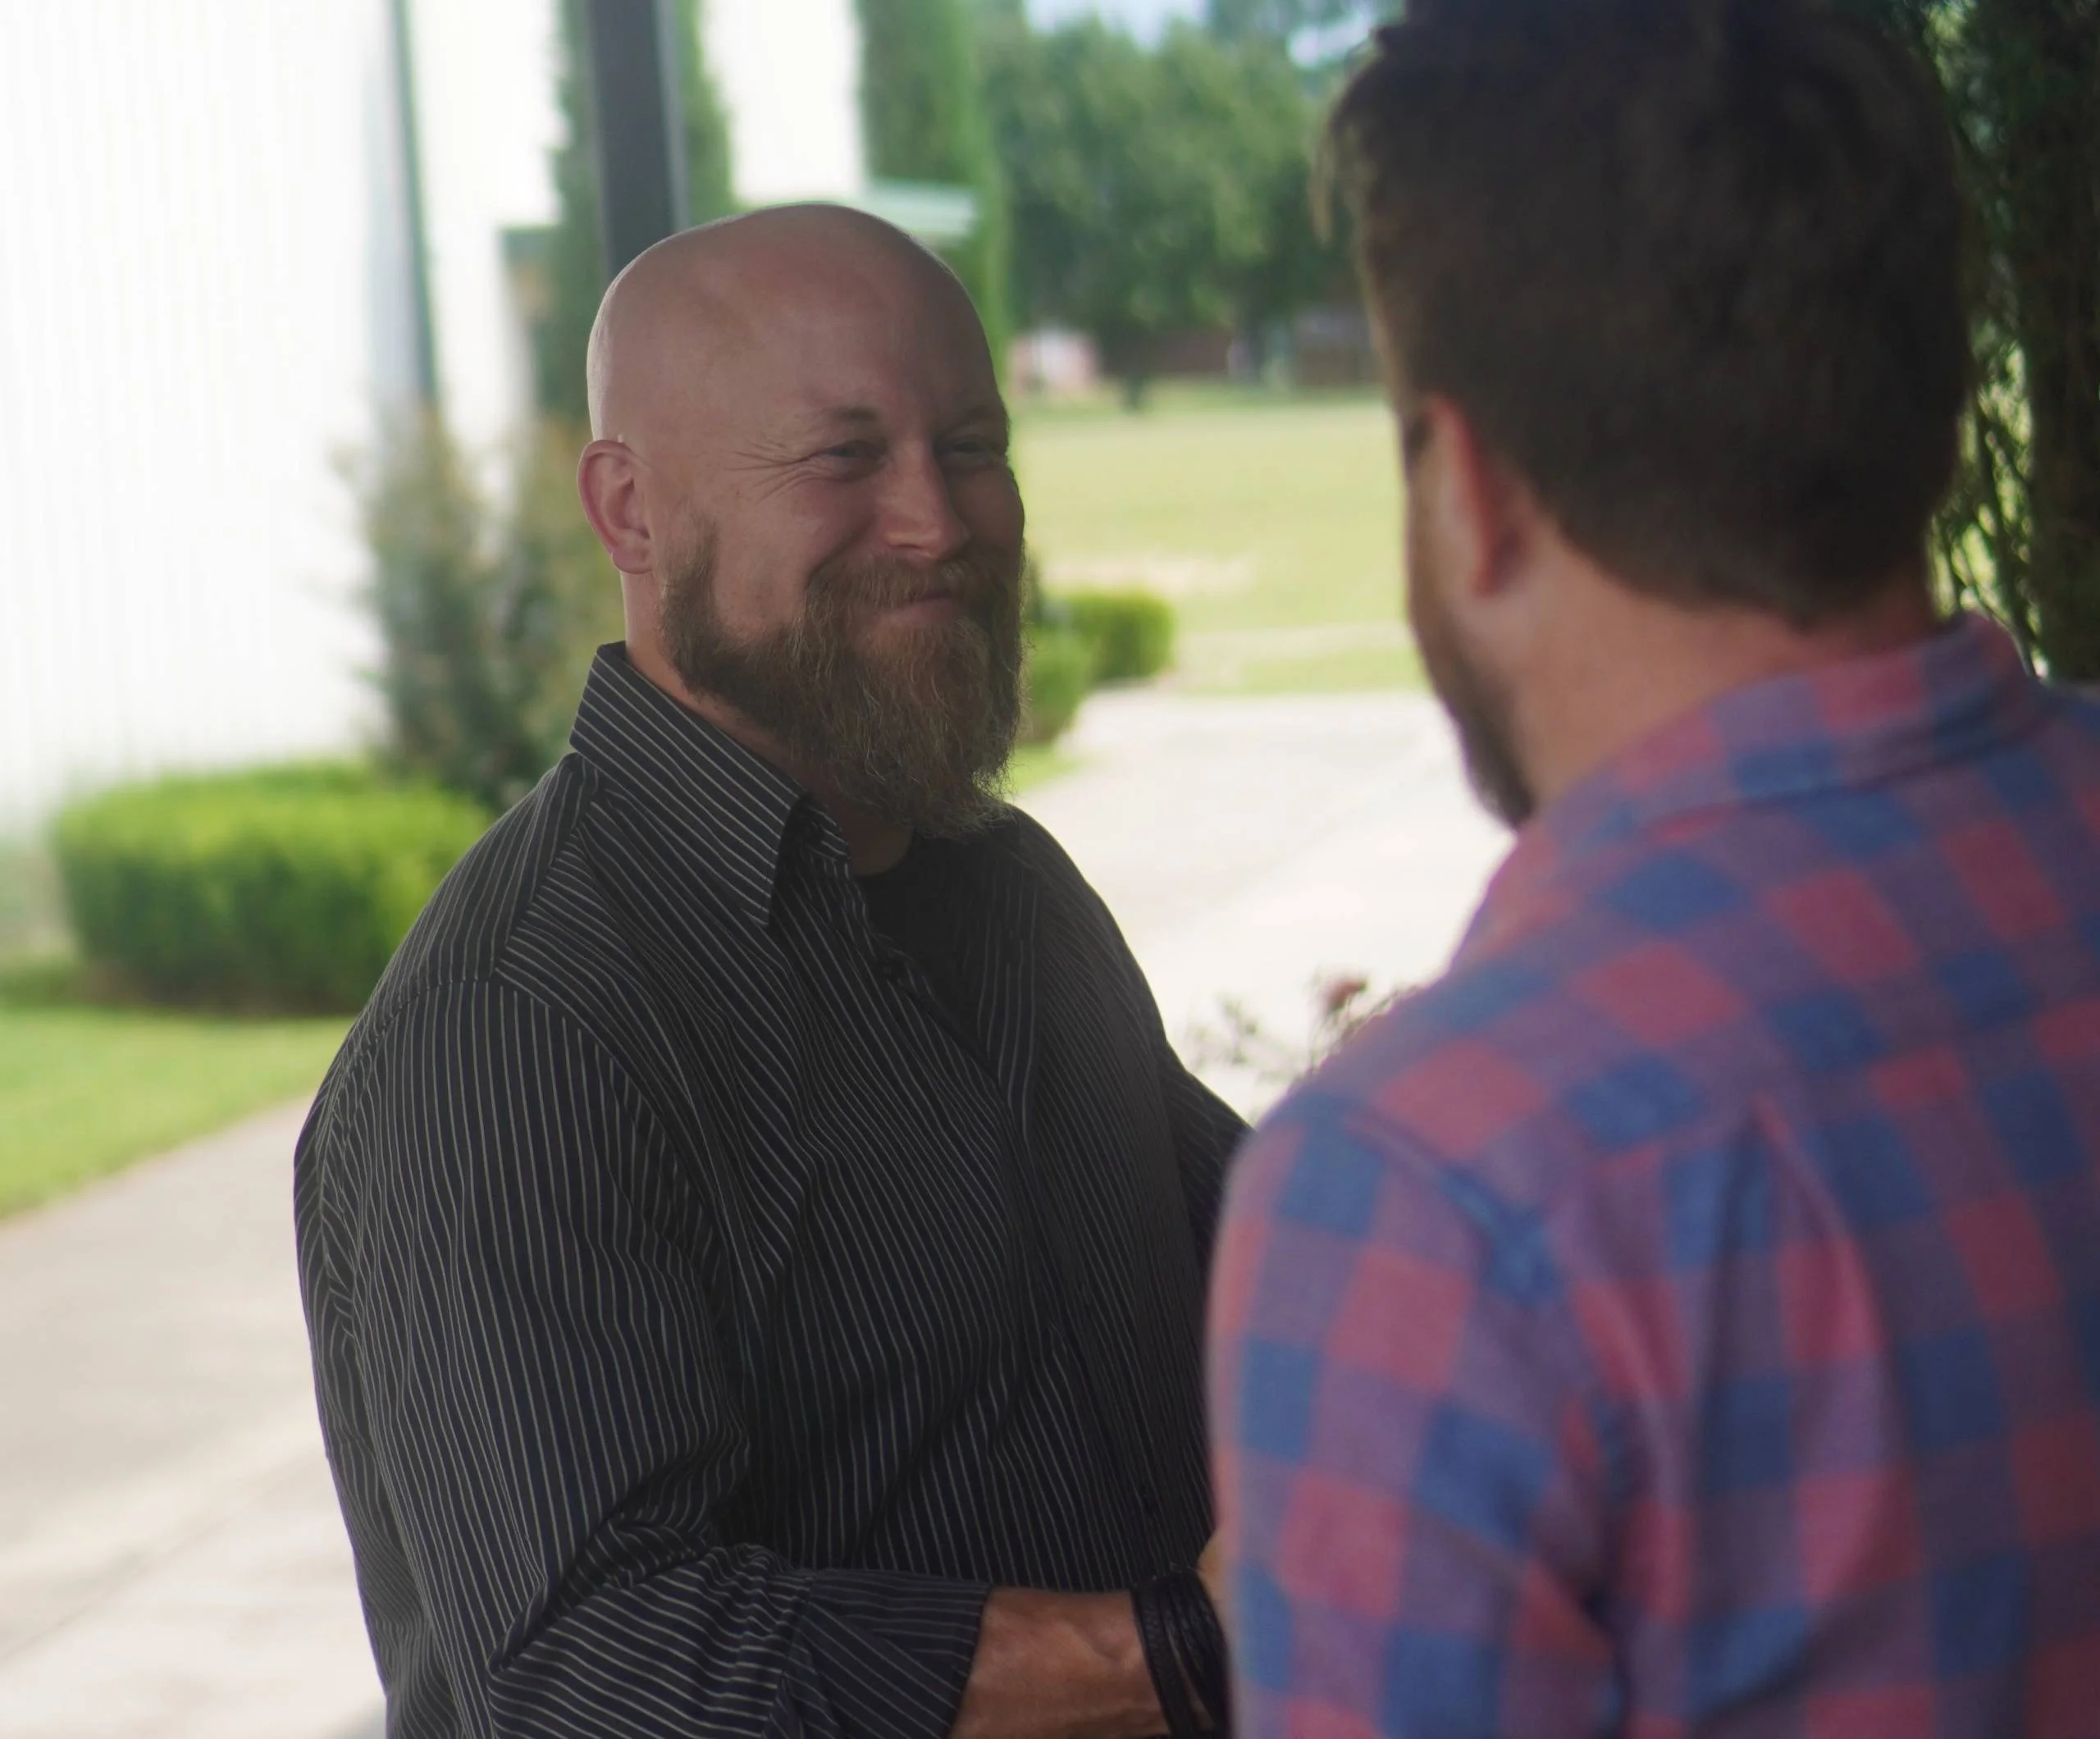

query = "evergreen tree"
(856, 0), (1011, 367)
(356, 413), (615, 810)
(532, 0), (735, 425)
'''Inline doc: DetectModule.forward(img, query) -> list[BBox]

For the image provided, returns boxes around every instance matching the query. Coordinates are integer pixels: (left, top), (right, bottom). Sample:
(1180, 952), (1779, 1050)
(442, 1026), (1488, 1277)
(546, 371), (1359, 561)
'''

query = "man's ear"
(1412, 397), (1537, 604)
(577, 440), (655, 577)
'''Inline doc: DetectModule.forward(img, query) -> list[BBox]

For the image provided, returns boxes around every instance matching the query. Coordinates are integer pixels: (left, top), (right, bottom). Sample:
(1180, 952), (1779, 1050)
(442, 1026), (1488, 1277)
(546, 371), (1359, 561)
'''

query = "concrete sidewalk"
(0, 1101), (381, 1738)
(1023, 687), (1509, 1113)
(0, 689), (1504, 1737)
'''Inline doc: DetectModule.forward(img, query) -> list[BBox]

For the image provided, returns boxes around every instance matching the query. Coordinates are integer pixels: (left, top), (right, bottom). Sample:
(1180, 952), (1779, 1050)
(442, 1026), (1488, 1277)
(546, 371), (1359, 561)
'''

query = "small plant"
(1186, 971), (1408, 1089)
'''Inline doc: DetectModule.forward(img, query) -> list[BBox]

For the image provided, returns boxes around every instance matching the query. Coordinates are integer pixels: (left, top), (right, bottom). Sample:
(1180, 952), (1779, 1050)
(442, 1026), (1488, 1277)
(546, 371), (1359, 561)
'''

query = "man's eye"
(820, 443), (878, 463)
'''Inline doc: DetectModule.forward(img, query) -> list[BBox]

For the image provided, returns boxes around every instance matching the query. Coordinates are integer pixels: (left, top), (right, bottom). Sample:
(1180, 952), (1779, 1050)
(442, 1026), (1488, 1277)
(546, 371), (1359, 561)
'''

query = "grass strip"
(0, 968), (348, 1219)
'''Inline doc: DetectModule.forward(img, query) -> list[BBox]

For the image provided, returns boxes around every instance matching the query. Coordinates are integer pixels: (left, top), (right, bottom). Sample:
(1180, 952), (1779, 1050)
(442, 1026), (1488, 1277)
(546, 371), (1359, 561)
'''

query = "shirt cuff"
(788, 1569), (993, 1739)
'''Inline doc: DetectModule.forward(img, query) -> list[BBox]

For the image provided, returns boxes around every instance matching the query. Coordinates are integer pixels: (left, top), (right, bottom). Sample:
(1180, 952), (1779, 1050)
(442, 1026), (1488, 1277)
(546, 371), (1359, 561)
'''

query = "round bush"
(54, 765), (489, 1011)
(1062, 591), (1176, 683)
(1021, 630), (1095, 746)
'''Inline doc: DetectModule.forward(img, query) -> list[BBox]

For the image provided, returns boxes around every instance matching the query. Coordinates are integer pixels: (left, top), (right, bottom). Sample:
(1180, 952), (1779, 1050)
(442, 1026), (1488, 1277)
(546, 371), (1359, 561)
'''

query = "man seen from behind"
(1211, 2), (2100, 1732)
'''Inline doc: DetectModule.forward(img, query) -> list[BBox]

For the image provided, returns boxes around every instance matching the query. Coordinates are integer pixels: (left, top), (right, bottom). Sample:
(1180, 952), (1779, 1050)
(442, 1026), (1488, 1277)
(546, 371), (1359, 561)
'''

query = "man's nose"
(875, 448), (970, 564)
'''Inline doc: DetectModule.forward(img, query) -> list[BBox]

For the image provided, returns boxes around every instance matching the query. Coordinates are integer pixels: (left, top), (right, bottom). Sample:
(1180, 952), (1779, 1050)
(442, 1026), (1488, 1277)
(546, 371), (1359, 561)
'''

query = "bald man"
(295, 208), (1245, 1739)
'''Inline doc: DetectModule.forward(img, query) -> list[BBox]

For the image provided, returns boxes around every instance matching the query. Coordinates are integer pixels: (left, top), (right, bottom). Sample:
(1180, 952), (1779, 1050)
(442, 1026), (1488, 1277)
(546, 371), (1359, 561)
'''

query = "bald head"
(586, 204), (986, 444)
(572, 202), (1025, 860)
(573, 197), (1024, 805)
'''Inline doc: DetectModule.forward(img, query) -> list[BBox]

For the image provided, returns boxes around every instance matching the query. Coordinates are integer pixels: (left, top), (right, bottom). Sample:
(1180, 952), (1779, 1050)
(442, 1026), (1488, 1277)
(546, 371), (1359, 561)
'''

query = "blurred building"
(1009, 327), (1100, 400)
(0, 0), (875, 830)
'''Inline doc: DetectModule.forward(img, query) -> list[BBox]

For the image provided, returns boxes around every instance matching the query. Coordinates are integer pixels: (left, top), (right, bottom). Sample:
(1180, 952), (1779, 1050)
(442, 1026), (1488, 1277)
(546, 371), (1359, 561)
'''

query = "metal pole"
(386, 0), (440, 404)
(582, 0), (691, 283)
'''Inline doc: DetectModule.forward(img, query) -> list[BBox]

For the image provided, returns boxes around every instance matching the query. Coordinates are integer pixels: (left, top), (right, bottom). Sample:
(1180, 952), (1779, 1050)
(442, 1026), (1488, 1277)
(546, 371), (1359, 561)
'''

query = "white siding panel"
(0, 0), (390, 828)
(707, 0), (865, 204)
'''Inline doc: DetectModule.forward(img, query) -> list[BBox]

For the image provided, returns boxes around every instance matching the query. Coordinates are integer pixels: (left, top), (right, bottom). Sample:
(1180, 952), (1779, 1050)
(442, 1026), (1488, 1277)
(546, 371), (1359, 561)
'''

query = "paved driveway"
(0, 689), (1502, 1737)
(1023, 687), (1508, 1112)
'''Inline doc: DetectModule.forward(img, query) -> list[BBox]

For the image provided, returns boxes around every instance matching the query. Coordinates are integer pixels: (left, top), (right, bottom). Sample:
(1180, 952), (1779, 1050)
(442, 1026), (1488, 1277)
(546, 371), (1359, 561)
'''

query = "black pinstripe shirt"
(294, 646), (1248, 1739)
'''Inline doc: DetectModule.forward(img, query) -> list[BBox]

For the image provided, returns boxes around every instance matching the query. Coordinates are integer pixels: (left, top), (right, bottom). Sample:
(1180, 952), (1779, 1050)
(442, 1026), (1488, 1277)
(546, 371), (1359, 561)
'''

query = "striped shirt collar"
(1466, 611), (2052, 958)
(568, 641), (843, 929)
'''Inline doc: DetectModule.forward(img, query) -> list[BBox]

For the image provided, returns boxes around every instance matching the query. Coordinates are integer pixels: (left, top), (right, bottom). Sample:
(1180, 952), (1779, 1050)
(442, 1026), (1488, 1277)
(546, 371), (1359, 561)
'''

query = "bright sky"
(1026, 0), (1206, 42)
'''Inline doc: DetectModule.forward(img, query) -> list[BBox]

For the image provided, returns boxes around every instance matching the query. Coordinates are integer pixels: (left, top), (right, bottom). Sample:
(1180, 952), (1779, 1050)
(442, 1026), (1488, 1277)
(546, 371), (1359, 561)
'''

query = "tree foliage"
(532, 0), (735, 425)
(1957, 0), (2100, 682)
(1841, 0), (2100, 680)
(1186, 0), (2100, 678)
(1203, 0), (1379, 49)
(983, 16), (1331, 399)
(858, 0), (1011, 363)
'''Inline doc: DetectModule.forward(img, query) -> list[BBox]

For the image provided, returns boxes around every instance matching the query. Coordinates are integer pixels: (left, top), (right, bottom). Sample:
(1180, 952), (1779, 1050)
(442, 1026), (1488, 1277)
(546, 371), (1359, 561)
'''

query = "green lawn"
(1015, 386), (1417, 691)
(0, 750), (1069, 1221)
(0, 962), (349, 1219)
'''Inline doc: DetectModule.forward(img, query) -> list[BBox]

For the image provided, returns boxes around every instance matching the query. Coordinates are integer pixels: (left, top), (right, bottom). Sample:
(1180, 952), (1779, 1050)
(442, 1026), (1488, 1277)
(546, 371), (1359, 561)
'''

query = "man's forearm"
(950, 1589), (1163, 1739)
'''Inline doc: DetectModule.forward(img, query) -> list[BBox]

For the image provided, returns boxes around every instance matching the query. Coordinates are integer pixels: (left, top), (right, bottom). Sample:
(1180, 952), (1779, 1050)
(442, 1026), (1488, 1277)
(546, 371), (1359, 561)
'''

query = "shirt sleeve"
(1208, 1104), (1618, 1739)
(322, 980), (989, 1739)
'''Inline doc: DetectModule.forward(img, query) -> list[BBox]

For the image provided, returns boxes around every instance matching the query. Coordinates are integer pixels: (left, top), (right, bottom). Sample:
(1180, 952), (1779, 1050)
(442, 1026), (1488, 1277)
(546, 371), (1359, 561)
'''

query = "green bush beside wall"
(1021, 631), (1096, 746)
(1062, 591), (1176, 683)
(54, 766), (489, 1011)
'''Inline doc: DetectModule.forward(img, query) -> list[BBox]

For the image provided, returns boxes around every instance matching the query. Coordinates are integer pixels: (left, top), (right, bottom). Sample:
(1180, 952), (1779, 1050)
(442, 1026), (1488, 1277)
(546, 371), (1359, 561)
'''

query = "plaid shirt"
(1211, 616), (2100, 1737)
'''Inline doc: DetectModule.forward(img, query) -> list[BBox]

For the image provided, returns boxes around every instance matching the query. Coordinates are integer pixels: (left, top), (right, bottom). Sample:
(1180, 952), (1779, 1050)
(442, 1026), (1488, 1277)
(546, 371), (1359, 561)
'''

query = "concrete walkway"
(0, 689), (1506, 1737)
(1024, 687), (1509, 1113)
(0, 1102), (381, 1738)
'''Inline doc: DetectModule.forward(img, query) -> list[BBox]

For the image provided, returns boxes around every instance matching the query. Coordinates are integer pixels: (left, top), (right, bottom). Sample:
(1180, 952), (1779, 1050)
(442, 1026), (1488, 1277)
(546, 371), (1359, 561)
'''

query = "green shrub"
(354, 413), (619, 813)
(54, 765), (489, 1011)
(1061, 590), (1176, 682)
(1021, 629), (1095, 746)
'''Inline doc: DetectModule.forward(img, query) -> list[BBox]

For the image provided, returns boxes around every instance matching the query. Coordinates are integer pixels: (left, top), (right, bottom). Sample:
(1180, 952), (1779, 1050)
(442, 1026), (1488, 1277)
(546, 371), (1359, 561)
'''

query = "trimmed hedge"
(55, 765), (489, 1011)
(1021, 630), (1095, 746)
(1062, 590), (1176, 683)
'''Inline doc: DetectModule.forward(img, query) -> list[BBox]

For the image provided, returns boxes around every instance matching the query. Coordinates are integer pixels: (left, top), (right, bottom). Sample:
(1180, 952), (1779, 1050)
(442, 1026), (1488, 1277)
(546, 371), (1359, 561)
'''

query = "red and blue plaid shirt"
(1211, 616), (2100, 1737)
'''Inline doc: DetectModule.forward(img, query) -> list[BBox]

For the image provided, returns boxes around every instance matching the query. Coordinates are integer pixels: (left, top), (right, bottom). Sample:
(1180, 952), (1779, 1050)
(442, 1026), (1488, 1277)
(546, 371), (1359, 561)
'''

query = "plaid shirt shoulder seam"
(1262, 1085), (1641, 1514)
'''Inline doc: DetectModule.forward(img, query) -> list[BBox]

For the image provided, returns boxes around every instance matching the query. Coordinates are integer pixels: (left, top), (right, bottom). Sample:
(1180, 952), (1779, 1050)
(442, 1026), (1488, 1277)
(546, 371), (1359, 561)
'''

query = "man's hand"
(950, 1537), (1231, 1739)
(950, 1589), (1163, 1739)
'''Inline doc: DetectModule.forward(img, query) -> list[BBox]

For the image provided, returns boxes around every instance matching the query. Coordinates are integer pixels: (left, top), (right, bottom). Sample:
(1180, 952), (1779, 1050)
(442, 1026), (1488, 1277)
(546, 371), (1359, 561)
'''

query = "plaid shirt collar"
(1463, 612), (2051, 960)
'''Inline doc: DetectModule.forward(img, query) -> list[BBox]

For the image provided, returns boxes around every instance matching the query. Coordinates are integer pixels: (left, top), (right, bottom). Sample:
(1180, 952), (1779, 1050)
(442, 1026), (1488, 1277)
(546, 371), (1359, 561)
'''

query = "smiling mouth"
(869, 592), (966, 624)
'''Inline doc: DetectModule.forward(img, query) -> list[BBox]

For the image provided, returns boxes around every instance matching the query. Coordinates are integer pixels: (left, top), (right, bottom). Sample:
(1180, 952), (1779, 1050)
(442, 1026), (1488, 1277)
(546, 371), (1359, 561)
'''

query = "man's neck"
(623, 637), (913, 875)
(1515, 574), (1942, 813)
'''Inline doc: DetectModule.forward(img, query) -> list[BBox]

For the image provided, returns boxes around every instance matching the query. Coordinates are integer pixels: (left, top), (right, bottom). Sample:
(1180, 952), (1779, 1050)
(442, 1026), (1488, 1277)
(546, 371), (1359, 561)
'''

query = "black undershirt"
(857, 838), (972, 1030)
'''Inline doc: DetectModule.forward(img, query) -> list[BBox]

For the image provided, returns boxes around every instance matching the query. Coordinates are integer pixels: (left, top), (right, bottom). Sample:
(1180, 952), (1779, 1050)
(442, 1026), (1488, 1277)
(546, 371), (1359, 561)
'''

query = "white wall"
(0, 0), (570, 829)
(408, 0), (562, 463)
(0, 0), (864, 830)
(707, 0), (865, 204)
(0, 0), (395, 829)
